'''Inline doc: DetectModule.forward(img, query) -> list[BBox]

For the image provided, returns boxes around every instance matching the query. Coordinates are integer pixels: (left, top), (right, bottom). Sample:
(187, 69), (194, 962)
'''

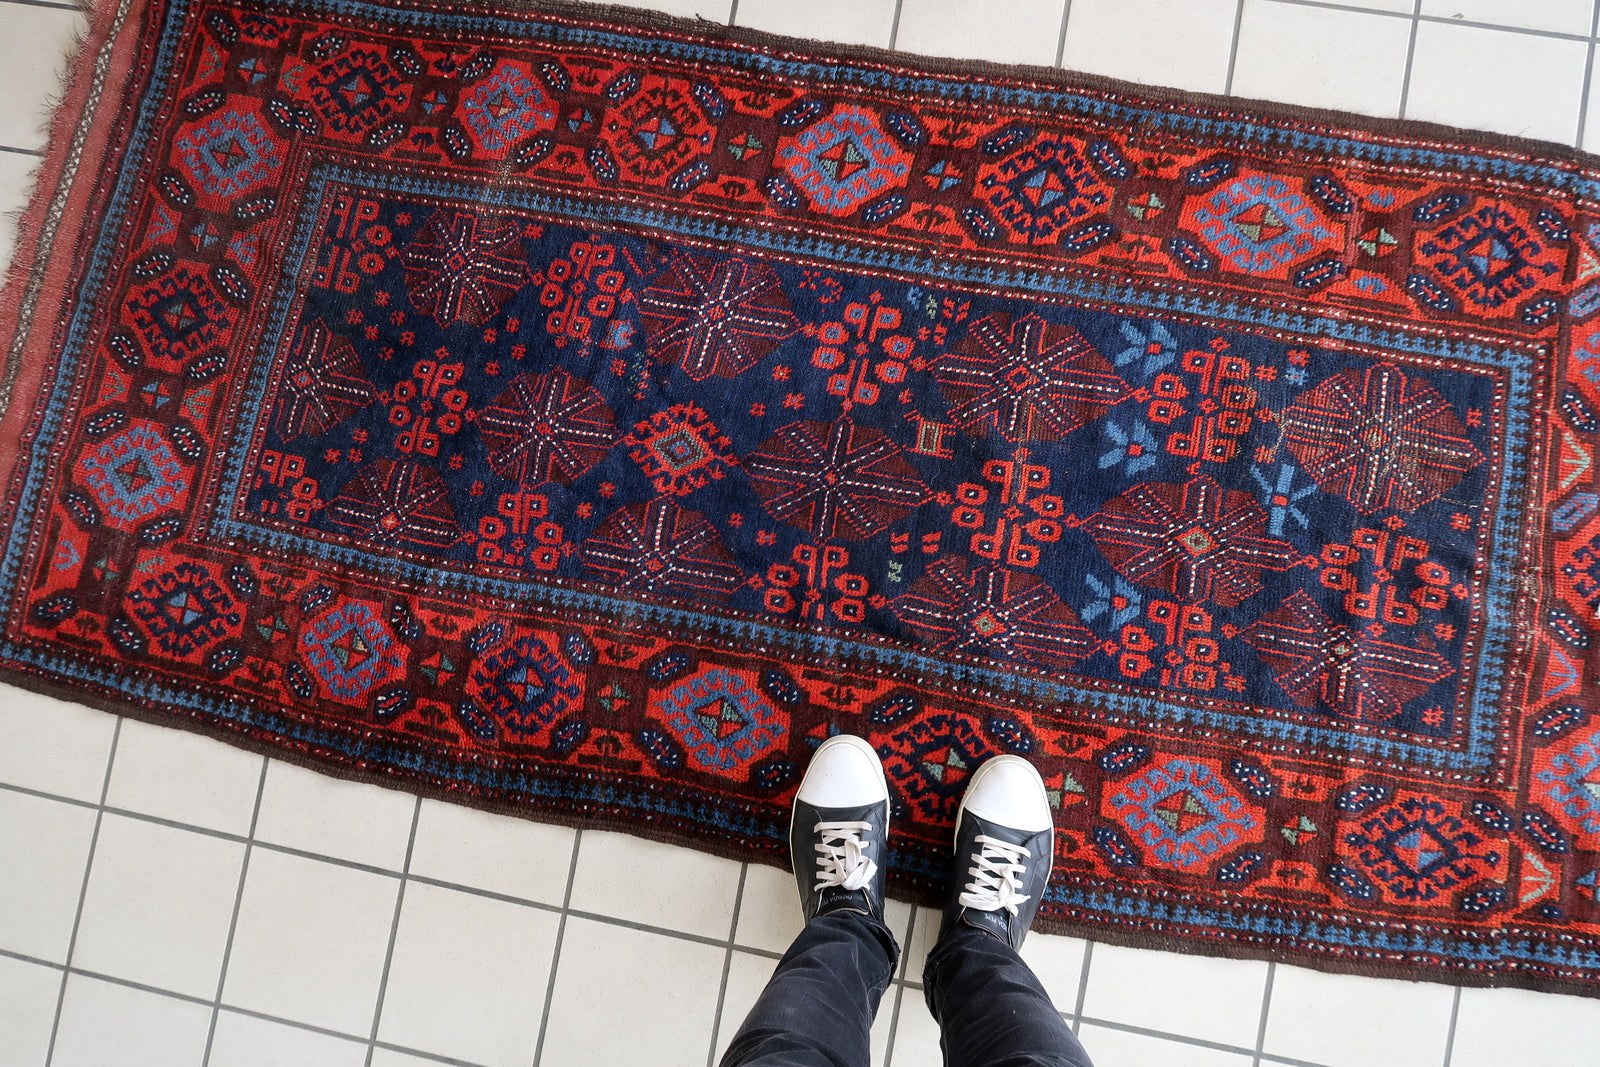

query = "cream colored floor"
(4, 1), (1600, 1064)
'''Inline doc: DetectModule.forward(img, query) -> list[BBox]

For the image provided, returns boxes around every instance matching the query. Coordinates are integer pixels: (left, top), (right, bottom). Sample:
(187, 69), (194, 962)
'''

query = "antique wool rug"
(3, 0), (1599, 994)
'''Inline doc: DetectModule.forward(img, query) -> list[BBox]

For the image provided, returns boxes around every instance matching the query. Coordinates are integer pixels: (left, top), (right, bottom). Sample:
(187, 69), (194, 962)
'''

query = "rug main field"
(3, 0), (1599, 993)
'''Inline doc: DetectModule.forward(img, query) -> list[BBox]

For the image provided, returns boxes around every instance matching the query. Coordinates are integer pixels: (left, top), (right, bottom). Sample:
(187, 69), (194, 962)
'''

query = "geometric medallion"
(298, 598), (406, 703)
(653, 666), (787, 773)
(75, 421), (188, 529)
(1104, 755), (1261, 870)
(776, 105), (911, 216)
(1277, 363), (1485, 514)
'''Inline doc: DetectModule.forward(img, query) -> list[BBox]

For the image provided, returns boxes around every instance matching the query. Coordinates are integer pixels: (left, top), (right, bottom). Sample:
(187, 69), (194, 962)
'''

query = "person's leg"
(720, 735), (900, 1067)
(924, 924), (1091, 1067)
(720, 908), (897, 1067)
(923, 756), (1095, 1067)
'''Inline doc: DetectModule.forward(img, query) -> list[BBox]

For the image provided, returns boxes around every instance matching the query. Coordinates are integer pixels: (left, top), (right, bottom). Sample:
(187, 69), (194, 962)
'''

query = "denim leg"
(720, 909), (901, 1067)
(923, 923), (1095, 1067)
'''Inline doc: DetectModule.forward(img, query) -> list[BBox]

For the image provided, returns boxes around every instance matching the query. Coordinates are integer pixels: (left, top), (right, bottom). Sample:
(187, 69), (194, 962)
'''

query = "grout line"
(200, 757), (269, 1067)
(0, 947), (64, 970)
(880, 981), (907, 1067)
(726, 0), (738, 27)
(0, 144), (43, 157)
(1053, 0), (1073, 69)
(1440, 985), (1461, 1067)
(705, 863), (750, 1067)
(1252, 962), (1276, 1067)
(1223, 0), (1247, 95)
(880, 906), (917, 1064)
(21, 957), (498, 1067)
(42, 717), (121, 1067)
(363, 797), (423, 1067)
(369, 1040), (488, 1067)
(0, 774), (790, 958)
(1262, 0), (1600, 43)
(896, 906), (918, 980)
(887, 0), (904, 50)
(1397, 0), (1423, 119)
(1069, 940), (1092, 1033)
(1578, 0), (1600, 147)
(531, 828), (583, 1066)
(1076, 1015), (1328, 1066)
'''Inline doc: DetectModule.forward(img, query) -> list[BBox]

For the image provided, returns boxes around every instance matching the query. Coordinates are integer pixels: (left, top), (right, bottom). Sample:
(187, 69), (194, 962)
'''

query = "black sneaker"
(789, 734), (890, 923)
(942, 755), (1054, 951)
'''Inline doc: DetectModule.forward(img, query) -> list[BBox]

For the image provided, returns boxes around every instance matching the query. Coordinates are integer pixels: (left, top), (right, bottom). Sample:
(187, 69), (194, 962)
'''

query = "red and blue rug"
(3, 0), (1598, 994)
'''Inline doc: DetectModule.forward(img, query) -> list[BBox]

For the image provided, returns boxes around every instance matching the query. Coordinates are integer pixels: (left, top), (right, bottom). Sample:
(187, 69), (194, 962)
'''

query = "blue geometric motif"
(176, 109), (282, 197)
(76, 422), (186, 526)
(1191, 175), (1336, 274)
(1537, 728), (1600, 834)
(299, 600), (405, 701)
(458, 64), (555, 152)
(777, 106), (910, 215)
(654, 666), (787, 772)
(1106, 757), (1260, 870)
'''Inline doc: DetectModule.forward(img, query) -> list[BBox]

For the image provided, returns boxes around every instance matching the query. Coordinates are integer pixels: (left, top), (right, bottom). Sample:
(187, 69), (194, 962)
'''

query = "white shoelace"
(958, 834), (1033, 916)
(812, 821), (878, 893)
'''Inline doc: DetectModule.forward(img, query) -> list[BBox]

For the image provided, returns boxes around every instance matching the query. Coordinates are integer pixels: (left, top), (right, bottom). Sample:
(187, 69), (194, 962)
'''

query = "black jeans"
(720, 910), (1094, 1067)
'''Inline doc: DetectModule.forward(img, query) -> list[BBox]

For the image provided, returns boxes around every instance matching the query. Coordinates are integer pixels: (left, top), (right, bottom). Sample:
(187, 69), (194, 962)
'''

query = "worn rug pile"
(3, 0), (1599, 994)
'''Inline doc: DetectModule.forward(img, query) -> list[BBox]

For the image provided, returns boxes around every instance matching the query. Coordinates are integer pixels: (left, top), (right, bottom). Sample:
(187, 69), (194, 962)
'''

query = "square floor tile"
(208, 1011), (369, 1067)
(1262, 965), (1454, 1067)
(0, 789), (97, 963)
(72, 814), (245, 999)
(0, 151), (40, 277)
(714, 949), (775, 1064)
(0, 685), (117, 801)
(222, 848), (399, 1035)
(1452, 985), (1600, 1067)
(0, 4), (85, 153)
(1061, 0), (1240, 94)
(1076, 1022), (1253, 1066)
(541, 916), (726, 1066)
(1406, 20), (1588, 144)
(1231, 0), (1414, 118)
(1420, 0), (1595, 35)
(252, 759), (417, 870)
(0, 954), (61, 1067)
(1080, 942), (1269, 1048)
(408, 798), (574, 905)
(885, 984), (944, 1065)
(734, 0), (897, 48)
(50, 974), (211, 1067)
(104, 718), (263, 835)
(569, 829), (742, 939)
(1020, 932), (1090, 1015)
(733, 861), (804, 954)
(376, 881), (560, 1067)
(894, 0), (1067, 67)
(714, 946), (900, 1064)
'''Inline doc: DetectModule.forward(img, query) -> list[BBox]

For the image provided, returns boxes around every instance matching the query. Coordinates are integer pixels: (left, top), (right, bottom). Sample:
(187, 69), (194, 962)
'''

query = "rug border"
(0, 0), (1593, 998)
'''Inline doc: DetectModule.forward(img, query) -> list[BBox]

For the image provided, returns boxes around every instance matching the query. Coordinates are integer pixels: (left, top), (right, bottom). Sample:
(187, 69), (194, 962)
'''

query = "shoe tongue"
(817, 884), (872, 918)
(961, 907), (1013, 945)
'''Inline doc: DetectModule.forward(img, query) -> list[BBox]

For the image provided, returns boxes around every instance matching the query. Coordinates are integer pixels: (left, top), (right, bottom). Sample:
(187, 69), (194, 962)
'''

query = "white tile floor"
(2, 0), (1600, 1064)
